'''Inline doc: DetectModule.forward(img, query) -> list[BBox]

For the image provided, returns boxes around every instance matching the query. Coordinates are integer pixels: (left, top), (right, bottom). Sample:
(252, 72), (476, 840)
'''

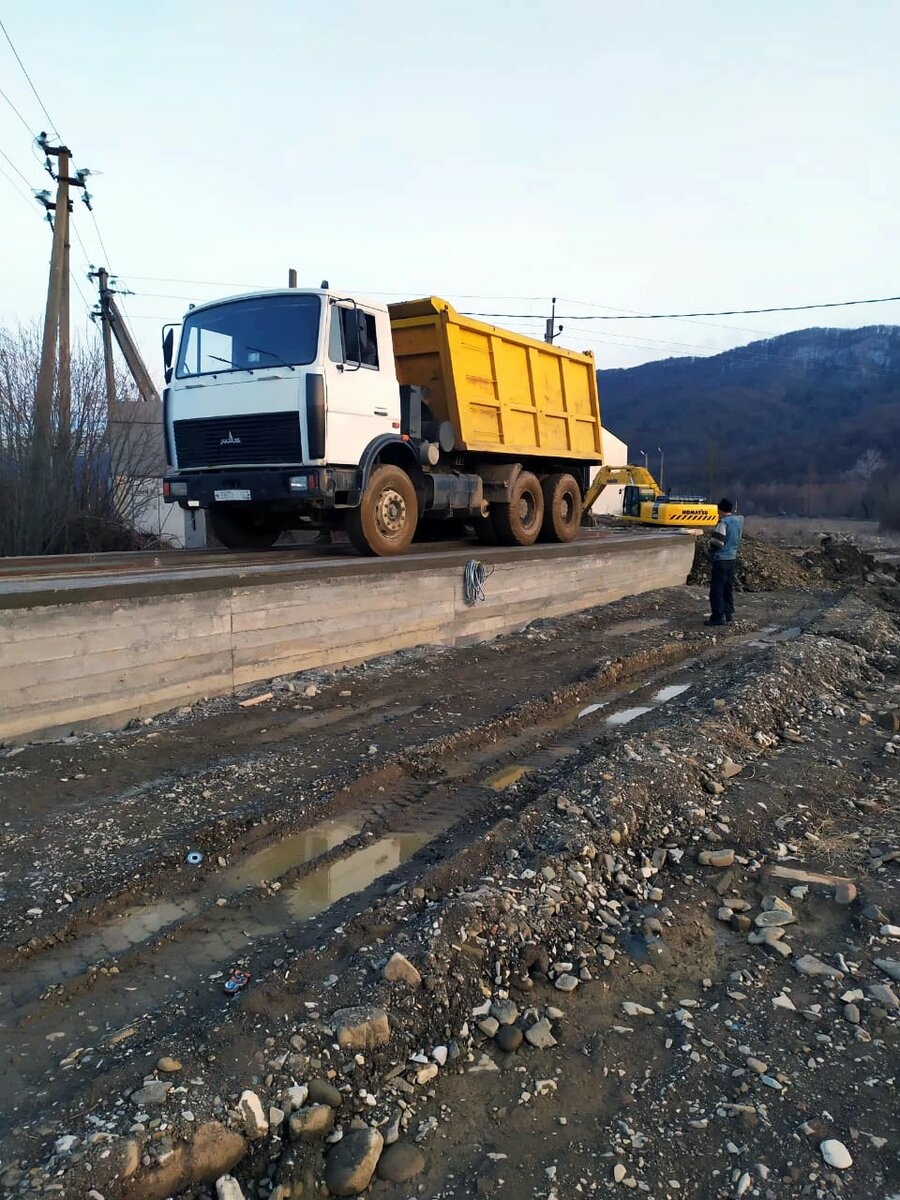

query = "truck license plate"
(214, 489), (251, 501)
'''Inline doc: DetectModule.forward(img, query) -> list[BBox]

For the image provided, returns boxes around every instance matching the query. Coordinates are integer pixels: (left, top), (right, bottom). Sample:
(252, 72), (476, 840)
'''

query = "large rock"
(383, 952), (422, 987)
(308, 1078), (342, 1108)
(332, 1006), (391, 1051)
(376, 1141), (426, 1183)
(324, 1127), (384, 1196)
(119, 1122), (246, 1200)
(289, 1104), (334, 1140)
(216, 1177), (246, 1200)
(131, 1080), (172, 1106)
(238, 1090), (268, 1140)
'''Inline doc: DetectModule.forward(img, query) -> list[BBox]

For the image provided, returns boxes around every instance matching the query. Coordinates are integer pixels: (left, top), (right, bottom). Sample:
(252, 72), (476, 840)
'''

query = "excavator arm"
(581, 464), (661, 514)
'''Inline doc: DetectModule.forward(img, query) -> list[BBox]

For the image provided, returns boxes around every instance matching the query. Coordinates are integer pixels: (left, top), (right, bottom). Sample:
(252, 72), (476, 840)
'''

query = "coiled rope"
(463, 559), (493, 605)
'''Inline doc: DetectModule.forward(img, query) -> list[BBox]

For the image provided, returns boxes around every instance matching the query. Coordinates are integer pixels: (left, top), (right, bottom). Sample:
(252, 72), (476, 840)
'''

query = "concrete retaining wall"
(0, 534), (694, 742)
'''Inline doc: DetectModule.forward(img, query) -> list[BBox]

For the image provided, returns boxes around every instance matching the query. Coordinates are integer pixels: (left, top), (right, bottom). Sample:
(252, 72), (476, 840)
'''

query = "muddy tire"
(208, 505), (280, 550)
(492, 471), (544, 546)
(346, 464), (419, 556)
(539, 473), (582, 543)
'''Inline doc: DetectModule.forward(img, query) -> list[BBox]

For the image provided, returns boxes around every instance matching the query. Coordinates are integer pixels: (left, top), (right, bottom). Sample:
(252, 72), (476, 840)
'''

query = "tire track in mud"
(0, 598), (835, 1132)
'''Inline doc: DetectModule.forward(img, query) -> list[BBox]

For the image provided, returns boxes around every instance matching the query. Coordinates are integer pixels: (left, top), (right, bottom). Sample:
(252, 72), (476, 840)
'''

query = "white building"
(587, 427), (629, 514)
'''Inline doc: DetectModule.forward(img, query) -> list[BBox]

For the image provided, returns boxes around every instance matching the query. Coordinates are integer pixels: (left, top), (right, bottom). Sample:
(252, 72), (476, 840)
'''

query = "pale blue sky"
(1, 0), (898, 378)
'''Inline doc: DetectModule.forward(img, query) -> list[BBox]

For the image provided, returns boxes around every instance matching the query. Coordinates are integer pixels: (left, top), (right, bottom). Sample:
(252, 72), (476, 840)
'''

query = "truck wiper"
(246, 345), (296, 371)
(207, 354), (246, 370)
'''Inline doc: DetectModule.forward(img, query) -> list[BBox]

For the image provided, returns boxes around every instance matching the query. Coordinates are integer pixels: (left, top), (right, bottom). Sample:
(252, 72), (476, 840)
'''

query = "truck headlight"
(289, 476), (309, 491)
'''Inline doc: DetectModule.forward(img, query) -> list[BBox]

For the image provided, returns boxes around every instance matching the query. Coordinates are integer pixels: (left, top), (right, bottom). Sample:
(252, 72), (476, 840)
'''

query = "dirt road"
(1, 566), (897, 1199)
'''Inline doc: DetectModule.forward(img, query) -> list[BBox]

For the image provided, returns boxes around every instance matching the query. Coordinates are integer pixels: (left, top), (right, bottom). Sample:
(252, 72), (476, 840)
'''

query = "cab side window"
(329, 306), (379, 369)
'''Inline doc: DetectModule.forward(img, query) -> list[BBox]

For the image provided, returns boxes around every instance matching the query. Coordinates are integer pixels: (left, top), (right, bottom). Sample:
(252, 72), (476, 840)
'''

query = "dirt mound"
(688, 532), (814, 591)
(801, 536), (900, 584)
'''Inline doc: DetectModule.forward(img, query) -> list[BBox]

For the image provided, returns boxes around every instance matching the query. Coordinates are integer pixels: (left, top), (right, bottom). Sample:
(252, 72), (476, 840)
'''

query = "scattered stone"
(478, 1017), (500, 1038)
(415, 1063), (439, 1085)
(289, 1105), (335, 1139)
(308, 1079), (342, 1108)
(820, 1139), (853, 1170)
(496, 1025), (523, 1053)
(216, 1177), (245, 1200)
(874, 957), (900, 982)
(383, 952), (422, 988)
(745, 1057), (767, 1074)
(761, 895), (793, 914)
(332, 1006), (391, 1051)
(794, 954), (844, 979)
(376, 1141), (426, 1183)
(844, 1003), (861, 1024)
(325, 1126), (383, 1196)
(433, 1044), (449, 1066)
(699, 849), (735, 868)
(156, 1056), (182, 1073)
(53, 1135), (78, 1156)
(468, 1053), (500, 1074)
(238, 1091), (268, 1140)
(868, 983), (899, 1009)
(721, 759), (744, 779)
(525, 1019), (557, 1049)
(772, 993), (796, 1011)
(754, 910), (795, 928)
(131, 1080), (172, 1106)
(834, 882), (857, 905)
(490, 999), (519, 1025)
(554, 974), (579, 992)
(622, 1001), (655, 1017)
(284, 1085), (309, 1112)
(613, 1162), (627, 1183)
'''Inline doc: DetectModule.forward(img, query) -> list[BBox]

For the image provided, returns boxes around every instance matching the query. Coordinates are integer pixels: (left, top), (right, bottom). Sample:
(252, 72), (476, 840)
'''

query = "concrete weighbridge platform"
(0, 529), (695, 743)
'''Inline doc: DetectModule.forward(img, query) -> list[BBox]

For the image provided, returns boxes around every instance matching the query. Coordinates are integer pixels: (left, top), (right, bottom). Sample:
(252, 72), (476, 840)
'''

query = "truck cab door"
(324, 302), (399, 466)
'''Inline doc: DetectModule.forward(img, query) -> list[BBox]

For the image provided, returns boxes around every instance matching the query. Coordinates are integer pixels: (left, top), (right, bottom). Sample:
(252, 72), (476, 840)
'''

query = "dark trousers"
(710, 560), (736, 621)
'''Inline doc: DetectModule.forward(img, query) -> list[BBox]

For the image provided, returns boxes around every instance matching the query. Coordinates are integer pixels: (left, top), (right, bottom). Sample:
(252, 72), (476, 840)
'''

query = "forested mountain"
(598, 325), (900, 511)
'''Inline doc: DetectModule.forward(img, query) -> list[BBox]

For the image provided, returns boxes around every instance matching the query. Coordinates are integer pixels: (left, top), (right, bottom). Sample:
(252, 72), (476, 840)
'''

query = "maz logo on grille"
(220, 432), (242, 445)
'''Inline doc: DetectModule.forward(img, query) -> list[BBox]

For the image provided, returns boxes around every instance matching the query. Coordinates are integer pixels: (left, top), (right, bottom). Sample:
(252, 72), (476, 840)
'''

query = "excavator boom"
(582, 464), (718, 529)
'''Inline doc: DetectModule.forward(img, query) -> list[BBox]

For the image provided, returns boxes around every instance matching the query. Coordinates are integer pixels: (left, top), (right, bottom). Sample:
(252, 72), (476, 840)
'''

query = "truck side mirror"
(162, 327), (175, 384)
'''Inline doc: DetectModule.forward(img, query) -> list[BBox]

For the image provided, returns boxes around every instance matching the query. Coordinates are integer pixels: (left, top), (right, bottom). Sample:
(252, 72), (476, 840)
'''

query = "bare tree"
(0, 322), (163, 556)
(845, 449), (887, 481)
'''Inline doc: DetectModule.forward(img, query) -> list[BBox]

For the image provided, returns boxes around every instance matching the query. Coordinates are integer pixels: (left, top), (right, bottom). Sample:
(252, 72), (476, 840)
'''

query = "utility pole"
(544, 296), (563, 344)
(657, 446), (665, 492)
(34, 138), (87, 443)
(287, 268), (298, 288)
(90, 268), (161, 406)
(95, 267), (117, 411)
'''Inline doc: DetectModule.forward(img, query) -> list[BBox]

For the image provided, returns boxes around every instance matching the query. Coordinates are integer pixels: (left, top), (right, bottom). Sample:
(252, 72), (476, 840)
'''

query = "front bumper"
(162, 467), (357, 508)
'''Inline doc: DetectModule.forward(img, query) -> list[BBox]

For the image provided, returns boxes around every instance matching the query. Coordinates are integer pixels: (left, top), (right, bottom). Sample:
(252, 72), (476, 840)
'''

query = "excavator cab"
(622, 485), (655, 518)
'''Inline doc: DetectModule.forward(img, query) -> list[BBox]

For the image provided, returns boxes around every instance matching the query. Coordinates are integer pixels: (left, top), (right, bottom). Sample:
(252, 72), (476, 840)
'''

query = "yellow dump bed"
(389, 297), (603, 462)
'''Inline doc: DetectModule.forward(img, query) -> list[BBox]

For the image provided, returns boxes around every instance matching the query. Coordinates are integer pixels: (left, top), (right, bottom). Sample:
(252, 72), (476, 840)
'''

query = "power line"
(0, 142), (35, 190)
(0, 17), (59, 138)
(462, 293), (900, 322)
(0, 159), (37, 210)
(0, 82), (35, 136)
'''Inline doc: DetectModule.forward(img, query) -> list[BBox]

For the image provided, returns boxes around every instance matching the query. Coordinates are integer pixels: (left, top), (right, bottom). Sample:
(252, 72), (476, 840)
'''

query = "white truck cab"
(163, 288), (415, 551)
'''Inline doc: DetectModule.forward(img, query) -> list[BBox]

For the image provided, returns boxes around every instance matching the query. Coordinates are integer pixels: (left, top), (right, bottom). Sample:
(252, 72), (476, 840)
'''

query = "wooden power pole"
(35, 140), (86, 443)
(91, 268), (161, 407)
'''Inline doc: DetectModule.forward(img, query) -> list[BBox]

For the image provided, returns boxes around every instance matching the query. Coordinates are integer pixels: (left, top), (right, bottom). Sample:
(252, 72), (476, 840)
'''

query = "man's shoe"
(704, 618), (725, 627)
(725, 614), (734, 623)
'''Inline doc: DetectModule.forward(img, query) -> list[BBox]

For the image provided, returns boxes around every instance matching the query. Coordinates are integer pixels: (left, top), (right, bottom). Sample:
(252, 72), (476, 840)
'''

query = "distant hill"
(598, 326), (900, 506)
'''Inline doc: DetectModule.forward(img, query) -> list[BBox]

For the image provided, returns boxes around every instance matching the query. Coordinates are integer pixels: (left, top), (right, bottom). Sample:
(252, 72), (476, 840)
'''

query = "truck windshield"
(176, 294), (321, 378)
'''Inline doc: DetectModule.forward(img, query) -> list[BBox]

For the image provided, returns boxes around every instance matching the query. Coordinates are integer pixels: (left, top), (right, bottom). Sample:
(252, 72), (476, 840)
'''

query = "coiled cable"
(463, 559), (493, 605)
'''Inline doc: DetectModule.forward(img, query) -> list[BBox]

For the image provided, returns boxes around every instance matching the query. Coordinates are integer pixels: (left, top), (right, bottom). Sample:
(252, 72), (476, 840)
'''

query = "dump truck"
(162, 290), (604, 555)
(583, 465), (719, 528)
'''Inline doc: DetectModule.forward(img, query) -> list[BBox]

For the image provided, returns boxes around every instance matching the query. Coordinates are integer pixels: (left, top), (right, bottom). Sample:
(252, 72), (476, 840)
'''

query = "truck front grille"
(174, 412), (302, 468)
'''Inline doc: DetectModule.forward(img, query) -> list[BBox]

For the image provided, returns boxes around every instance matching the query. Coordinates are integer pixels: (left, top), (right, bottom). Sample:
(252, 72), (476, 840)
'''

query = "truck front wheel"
(208, 505), (281, 550)
(492, 470), (544, 546)
(346, 464), (419, 556)
(539, 473), (582, 542)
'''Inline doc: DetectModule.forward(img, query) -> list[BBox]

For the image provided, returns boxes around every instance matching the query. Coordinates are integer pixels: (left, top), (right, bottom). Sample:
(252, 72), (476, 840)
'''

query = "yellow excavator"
(582, 465), (719, 529)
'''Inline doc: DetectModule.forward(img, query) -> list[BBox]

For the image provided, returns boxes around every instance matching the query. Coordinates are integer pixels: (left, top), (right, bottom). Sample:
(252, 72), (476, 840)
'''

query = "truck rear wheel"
(539, 473), (582, 542)
(492, 470), (544, 546)
(208, 505), (280, 550)
(346, 464), (419, 556)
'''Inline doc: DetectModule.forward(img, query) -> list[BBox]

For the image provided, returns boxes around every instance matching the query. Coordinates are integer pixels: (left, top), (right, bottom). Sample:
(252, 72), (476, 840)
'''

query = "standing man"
(706, 498), (744, 626)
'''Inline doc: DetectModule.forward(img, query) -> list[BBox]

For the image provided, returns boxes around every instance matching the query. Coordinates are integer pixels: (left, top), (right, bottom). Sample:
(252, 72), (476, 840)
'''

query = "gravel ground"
(0, 540), (897, 1200)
